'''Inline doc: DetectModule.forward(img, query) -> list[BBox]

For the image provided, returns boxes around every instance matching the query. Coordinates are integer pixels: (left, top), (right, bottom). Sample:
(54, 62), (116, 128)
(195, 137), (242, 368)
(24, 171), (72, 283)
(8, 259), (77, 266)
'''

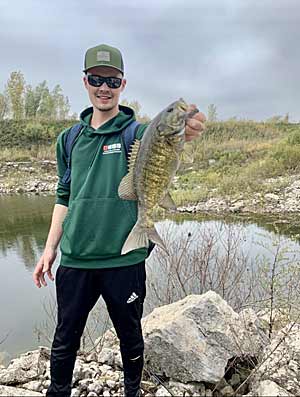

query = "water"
(1, 194), (300, 365)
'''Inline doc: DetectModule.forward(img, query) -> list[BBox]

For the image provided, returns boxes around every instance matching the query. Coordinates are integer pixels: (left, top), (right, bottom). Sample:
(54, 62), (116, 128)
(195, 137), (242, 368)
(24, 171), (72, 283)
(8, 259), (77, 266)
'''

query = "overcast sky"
(0, 0), (299, 121)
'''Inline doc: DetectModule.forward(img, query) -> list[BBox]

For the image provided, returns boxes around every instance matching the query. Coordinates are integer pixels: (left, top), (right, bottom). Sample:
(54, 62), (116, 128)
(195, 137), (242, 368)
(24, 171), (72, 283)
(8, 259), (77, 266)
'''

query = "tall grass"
(0, 144), (56, 162)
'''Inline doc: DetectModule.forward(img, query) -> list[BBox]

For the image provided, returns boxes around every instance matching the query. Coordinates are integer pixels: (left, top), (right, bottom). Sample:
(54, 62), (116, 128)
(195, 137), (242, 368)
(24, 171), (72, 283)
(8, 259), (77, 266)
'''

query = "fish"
(118, 98), (198, 255)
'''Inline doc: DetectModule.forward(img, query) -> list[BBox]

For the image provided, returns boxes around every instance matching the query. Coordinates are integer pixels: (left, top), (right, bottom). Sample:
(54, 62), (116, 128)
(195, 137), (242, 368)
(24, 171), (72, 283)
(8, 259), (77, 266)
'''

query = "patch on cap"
(97, 51), (110, 62)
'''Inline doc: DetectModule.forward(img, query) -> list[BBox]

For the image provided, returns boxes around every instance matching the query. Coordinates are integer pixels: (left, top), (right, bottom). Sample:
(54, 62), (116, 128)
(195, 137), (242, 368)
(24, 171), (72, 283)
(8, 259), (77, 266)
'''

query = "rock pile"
(0, 291), (299, 396)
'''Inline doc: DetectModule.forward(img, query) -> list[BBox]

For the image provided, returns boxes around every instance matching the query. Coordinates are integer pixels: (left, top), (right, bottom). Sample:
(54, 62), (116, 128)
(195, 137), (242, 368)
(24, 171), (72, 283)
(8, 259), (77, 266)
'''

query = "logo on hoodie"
(102, 143), (122, 155)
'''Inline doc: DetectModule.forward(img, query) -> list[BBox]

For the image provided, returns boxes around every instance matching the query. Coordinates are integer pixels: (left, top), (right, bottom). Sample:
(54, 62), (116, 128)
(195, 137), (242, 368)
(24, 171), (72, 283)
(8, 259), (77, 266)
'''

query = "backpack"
(60, 120), (155, 258)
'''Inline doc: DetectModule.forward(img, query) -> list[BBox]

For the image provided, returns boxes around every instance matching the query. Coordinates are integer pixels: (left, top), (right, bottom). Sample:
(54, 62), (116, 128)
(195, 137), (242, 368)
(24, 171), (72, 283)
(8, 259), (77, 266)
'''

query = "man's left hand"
(185, 104), (206, 142)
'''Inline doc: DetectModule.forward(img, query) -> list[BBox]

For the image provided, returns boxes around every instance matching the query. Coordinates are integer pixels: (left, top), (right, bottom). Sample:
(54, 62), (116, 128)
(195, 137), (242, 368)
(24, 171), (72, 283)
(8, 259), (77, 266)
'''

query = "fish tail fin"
(121, 222), (169, 256)
(121, 222), (148, 255)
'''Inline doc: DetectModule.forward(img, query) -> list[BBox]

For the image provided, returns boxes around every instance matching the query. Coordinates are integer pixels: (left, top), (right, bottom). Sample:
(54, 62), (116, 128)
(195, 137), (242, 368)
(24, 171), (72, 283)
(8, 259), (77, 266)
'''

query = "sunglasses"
(86, 73), (122, 89)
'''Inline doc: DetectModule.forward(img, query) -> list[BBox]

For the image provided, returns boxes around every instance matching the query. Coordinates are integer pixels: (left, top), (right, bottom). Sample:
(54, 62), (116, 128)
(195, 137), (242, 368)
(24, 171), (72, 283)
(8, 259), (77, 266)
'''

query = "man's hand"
(33, 247), (56, 288)
(185, 104), (206, 142)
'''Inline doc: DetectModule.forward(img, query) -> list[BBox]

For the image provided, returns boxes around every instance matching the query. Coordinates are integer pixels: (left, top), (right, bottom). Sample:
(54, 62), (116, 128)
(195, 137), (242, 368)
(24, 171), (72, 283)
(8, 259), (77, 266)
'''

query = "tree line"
(0, 71), (75, 120)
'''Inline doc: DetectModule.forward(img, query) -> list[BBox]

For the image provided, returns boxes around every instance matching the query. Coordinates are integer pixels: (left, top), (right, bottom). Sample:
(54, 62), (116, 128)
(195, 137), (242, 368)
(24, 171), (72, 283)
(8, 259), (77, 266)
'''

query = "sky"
(0, 0), (299, 121)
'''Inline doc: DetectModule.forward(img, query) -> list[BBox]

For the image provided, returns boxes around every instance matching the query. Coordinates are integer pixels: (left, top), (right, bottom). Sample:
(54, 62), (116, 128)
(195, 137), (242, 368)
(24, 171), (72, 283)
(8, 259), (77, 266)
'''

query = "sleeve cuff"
(55, 197), (69, 207)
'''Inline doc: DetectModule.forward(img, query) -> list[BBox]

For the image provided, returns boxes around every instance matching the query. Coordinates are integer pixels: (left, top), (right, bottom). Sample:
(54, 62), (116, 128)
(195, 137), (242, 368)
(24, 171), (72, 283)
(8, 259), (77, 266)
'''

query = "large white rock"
(247, 380), (292, 396)
(0, 347), (50, 385)
(0, 385), (43, 396)
(249, 323), (300, 395)
(142, 291), (268, 383)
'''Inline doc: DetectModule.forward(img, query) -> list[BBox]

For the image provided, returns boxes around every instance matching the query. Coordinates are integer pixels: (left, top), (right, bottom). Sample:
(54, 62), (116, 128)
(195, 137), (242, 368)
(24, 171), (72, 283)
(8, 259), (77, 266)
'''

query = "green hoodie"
(56, 105), (148, 269)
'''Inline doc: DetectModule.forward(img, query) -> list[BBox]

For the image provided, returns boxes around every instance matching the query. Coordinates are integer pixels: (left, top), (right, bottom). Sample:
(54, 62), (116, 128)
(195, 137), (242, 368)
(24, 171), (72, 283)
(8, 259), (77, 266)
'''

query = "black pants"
(46, 261), (146, 397)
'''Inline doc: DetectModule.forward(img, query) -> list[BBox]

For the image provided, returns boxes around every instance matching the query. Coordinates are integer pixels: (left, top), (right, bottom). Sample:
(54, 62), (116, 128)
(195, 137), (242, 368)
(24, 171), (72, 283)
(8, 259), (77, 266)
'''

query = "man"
(33, 44), (206, 397)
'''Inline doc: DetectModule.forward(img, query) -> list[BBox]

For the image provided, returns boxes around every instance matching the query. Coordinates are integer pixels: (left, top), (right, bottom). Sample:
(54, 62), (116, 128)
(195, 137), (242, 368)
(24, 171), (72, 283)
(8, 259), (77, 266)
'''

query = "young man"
(33, 44), (206, 397)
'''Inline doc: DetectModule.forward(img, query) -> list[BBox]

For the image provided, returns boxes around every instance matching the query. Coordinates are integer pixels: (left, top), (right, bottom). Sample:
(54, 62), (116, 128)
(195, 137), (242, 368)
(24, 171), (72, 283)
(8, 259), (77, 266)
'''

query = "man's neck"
(90, 106), (120, 129)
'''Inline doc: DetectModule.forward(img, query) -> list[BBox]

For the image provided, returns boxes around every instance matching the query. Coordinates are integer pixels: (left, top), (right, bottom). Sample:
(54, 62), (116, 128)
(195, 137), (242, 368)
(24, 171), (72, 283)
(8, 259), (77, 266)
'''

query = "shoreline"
(1, 160), (300, 216)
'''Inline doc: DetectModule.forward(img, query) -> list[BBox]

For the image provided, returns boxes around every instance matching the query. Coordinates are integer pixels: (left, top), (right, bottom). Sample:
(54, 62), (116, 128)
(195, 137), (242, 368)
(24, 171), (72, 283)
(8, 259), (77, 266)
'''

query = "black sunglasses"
(86, 73), (122, 89)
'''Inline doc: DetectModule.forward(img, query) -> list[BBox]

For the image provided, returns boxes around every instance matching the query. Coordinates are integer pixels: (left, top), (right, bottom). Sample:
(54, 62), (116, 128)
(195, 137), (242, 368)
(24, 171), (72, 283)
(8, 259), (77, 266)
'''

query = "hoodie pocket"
(60, 197), (138, 259)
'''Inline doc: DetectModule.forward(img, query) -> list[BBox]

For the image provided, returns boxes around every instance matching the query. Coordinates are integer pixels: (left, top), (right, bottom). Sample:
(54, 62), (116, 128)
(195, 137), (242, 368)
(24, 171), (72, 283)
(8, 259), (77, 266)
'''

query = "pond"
(1, 194), (300, 366)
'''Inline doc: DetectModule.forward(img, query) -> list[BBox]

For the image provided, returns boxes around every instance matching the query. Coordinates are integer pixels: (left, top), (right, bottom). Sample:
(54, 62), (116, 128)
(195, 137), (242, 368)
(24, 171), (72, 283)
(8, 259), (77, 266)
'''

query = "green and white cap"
(83, 44), (124, 74)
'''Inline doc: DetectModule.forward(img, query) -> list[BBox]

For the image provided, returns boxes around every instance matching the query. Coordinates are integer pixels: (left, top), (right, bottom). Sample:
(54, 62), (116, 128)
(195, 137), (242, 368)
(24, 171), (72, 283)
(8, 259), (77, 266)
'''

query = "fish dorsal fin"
(128, 139), (141, 172)
(118, 139), (141, 201)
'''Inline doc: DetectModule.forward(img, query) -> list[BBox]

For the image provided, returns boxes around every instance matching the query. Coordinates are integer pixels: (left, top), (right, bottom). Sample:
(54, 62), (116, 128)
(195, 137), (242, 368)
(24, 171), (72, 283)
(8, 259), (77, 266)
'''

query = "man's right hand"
(33, 247), (57, 288)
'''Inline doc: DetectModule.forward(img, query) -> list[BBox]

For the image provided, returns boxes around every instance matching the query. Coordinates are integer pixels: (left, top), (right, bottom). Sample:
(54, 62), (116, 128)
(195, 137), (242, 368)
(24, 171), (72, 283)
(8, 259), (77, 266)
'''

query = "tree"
(0, 91), (9, 119)
(6, 71), (26, 119)
(51, 85), (70, 119)
(120, 99), (151, 123)
(207, 104), (217, 121)
(36, 83), (55, 119)
(283, 113), (289, 123)
(266, 115), (283, 124)
(25, 85), (39, 118)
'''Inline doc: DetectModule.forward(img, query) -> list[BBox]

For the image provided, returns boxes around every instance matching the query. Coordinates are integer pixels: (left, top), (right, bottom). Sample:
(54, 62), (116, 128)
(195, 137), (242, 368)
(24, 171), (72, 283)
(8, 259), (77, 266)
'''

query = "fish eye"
(167, 108), (174, 113)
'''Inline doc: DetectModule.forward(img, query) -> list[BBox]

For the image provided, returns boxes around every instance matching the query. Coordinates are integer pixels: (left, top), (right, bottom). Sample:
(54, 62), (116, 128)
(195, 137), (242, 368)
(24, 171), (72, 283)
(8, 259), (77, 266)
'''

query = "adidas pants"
(46, 261), (146, 397)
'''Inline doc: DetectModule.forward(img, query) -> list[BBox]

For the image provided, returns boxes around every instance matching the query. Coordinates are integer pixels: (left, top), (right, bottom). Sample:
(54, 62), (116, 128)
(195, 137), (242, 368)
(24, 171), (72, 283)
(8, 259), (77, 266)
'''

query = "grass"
(171, 130), (300, 205)
(2, 122), (300, 205)
(0, 144), (56, 162)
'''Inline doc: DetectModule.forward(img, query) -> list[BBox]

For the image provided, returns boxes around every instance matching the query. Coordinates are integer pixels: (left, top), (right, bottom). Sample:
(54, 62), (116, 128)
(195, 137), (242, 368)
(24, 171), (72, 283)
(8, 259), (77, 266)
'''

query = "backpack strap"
(61, 123), (84, 184)
(121, 120), (141, 161)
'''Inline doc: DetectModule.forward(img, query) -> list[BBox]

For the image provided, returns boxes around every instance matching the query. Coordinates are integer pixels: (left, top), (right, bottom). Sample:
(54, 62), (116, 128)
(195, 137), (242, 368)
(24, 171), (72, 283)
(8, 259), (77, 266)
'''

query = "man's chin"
(95, 105), (114, 112)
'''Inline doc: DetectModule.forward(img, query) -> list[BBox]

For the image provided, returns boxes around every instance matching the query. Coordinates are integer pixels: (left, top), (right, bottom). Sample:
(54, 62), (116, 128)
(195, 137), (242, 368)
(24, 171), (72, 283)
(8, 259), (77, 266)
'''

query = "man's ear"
(121, 78), (127, 92)
(83, 75), (88, 89)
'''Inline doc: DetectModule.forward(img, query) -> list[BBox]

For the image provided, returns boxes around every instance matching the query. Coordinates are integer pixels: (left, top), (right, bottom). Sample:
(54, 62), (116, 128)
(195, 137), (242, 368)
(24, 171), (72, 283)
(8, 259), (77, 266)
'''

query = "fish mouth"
(178, 103), (188, 112)
(177, 98), (188, 113)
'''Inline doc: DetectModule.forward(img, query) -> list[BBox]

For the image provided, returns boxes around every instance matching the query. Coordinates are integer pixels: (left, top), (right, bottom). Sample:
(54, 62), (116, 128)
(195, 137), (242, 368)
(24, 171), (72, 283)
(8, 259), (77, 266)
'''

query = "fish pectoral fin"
(180, 146), (194, 164)
(118, 171), (137, 200)
(159, 192), (177, 211)
(147, 227), (169, 256)
(121, 223), (149, 255)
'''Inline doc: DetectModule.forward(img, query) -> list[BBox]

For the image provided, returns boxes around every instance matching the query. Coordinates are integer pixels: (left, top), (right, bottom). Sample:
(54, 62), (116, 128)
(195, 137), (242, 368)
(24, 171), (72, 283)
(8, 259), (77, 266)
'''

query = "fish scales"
(118, 98), (191, 255)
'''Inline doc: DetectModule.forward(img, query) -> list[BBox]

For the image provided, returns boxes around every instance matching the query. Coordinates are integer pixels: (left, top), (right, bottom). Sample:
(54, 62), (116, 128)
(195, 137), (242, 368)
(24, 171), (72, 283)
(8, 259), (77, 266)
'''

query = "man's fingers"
(47, 270), (54, 281)
(187, 104), (197, 112)
(186, 104), (207, 123)
(40, 272), (47, 287)
(33, 272), (41, 288)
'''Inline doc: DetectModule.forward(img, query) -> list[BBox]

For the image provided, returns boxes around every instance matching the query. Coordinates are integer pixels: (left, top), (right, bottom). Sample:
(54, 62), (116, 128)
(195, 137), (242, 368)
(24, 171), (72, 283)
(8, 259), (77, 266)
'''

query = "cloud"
(0, 0), (299, 121)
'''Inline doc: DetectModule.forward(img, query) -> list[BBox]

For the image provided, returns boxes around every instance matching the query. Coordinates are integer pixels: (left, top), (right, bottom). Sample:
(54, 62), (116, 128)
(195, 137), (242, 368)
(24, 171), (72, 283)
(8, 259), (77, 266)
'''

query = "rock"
(265, 193), (280, 202)
(21, 380), (43, 392)
(114, 352), (122, 368)
(155, 386), (171, 396)
(97, 348), (115, 366)
(229, 373), (241, 387)
(248, 379), (292, 396)
(229, 201), (244, 213)
(71, 388), (80, 397)
(141, 380), (157, 393)
(95, 330), (119, 353)
(167, 380), (203, 396)
(220, 385), (234, 396)
(42, 379), (51, 388)
(86, 352), (97, 362)
(142, 291), (268, 383)
(72, 363), (84, 384)
(250, 323), (300, 395)
(215, 377), (229, 391)
(87, 381), (104, 394)
(0, 385), (43, 396)
(87, 392), (98, 397)
(99, 364), (112, 375)
(106, 379), (116, 388)
(257, 308), (291, 332)
(0, 347), (50, 385)
(103, 390), (111, 397)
